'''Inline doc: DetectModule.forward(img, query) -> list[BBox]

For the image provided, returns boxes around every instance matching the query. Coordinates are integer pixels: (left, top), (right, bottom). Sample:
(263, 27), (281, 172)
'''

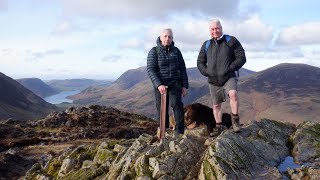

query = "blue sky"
(0, 0), (319, 80)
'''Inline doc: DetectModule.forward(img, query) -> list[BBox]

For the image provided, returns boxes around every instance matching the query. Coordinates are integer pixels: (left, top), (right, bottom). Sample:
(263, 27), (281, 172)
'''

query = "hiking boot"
(231, 113), (241, 133)
(209, 124), (226, 137)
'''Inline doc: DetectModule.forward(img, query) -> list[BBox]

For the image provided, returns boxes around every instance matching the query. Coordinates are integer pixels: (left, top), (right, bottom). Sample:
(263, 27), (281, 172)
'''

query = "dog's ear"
(184, 106), (195, 126)
(169, 115), (176, 130)
(184, 108), (191, 121)
(186, 121), (196, 129)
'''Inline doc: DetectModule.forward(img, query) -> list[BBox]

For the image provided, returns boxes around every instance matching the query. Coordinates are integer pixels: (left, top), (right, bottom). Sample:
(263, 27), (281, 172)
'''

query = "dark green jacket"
(197, 35), (246, 86)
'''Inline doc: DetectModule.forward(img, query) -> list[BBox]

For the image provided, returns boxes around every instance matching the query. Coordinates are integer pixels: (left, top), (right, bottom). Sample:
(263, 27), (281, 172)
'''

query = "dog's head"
(184, 105), (196, 127)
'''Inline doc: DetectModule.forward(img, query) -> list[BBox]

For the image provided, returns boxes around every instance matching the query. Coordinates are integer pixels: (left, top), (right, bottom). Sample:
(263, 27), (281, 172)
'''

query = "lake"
(44, 90), (80, 104)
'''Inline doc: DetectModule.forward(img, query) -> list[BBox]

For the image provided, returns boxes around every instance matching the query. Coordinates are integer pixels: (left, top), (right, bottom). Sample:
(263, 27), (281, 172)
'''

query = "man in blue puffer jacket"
(147, 28), (189, 135)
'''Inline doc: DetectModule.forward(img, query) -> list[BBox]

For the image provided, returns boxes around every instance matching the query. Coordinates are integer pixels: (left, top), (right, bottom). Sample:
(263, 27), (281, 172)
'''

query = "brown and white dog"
(169, 103), (232, 135)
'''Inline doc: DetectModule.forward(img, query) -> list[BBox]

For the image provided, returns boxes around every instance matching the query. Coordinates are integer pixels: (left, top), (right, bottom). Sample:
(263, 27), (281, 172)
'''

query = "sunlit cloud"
(101, 55), (121, 62)
(1, 48), (13, 56)
(52, 19), (86, 35)
(0, 0), (319, 80)
(25, 49), (64, 62)
(275, 21), (320, 46)
(62, 0), (240, 19)
(119, 38), (143, 49)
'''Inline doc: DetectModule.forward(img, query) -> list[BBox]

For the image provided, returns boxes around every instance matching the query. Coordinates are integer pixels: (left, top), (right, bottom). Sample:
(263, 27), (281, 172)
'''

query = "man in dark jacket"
(197, 19), (246, 136)
(147, 28), (189, 135)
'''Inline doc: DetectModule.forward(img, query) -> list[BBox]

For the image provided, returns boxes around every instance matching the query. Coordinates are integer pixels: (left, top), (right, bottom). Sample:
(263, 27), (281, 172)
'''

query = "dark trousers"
(154, 82), (185, 134)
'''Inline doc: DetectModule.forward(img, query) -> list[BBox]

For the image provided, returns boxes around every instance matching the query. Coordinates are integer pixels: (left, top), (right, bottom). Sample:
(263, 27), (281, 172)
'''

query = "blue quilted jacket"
(147, 37), (189, 89)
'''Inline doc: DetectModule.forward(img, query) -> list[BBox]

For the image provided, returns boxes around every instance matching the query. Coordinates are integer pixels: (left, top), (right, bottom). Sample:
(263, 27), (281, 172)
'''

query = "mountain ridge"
(47, 79), (112, 91)
(16, 78), (59, 98)
(0, 72), (58, 120)
(70, 63), (320, 124)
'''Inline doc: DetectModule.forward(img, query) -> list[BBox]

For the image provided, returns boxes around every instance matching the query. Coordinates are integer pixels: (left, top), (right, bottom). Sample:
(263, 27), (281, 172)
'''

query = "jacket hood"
(156, 36), (175, 50)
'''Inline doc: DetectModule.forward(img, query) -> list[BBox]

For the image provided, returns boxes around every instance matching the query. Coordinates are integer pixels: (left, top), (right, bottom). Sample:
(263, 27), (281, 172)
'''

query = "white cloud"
(119, 38), (143, 49)
(276, 21), (320, 46)
(247, 47), (304, 60)
(1, 0), (319, 80)
(171, 20), (211, 51)
(229, 15), (274, 48)
(25, 49), (64, 62)
(1, 48), (13, 56)
(301, 45), (320, 60)
(142, 15), (274, 53)
(52, 19), (86, 35)
(53, 21), (73, 34)
(244, 44), (320, 72)
(101, 55), (121, 62)
(62, 0), (240, 19)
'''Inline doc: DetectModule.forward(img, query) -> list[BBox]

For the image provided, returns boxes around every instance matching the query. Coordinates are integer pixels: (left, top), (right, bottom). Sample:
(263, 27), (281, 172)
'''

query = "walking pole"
(159, 86), (168, 142)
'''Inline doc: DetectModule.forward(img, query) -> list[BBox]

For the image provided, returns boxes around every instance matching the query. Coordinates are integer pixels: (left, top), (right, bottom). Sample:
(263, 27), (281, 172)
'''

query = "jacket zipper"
(167, 48), (171, 78)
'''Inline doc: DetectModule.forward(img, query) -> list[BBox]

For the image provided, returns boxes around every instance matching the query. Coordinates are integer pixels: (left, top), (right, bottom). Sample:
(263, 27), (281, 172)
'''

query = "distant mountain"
(187, 67), (255, 81)
(239, 63), (319, 95)
(16, 78), (59, 98)
(70, 63), (320, 124)
(0, 72), (58, 120)
(47, 79), (112, 91)
(114, 66), (149, 89)
(236, 63), (320, 123)
(70, 66), (255, 119)
(113, 66), (255, 88)
(197, 63), (320, 124)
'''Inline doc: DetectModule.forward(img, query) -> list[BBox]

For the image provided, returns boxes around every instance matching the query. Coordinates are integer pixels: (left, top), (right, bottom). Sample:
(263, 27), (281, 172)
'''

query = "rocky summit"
(20, 118), (320, 180)
(0, 105), (158, 179)
(0, 105), (158, 150)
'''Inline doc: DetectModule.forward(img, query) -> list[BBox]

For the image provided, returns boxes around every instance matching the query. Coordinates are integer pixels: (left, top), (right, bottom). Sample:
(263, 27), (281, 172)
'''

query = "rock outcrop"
(292, 122), (320, 165)
(0, 150), (36, 179)
(199, 119), (295, 179)
(0, 105), (159, 179)
(23, 119), (320, 179)
(287, 122), (320, 180)
(0, 105), (158, 151)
